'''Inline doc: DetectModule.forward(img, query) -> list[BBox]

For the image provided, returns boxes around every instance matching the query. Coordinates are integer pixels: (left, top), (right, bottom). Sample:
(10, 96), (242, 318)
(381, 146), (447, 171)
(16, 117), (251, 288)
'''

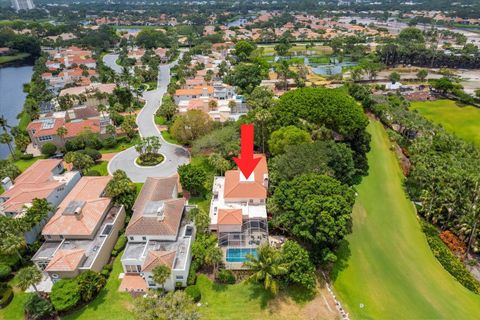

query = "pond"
(306, 57), (358, 76)
(0, 65), (33, 159)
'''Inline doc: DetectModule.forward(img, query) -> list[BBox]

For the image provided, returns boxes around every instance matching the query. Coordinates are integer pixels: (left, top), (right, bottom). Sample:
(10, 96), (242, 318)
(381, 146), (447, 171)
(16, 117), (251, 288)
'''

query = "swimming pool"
(226, 248), (257, 263)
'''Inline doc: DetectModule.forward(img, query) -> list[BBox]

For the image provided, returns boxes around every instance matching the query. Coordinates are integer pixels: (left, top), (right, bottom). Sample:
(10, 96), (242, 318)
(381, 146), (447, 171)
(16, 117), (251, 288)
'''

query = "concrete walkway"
(105, 54), (189, 182)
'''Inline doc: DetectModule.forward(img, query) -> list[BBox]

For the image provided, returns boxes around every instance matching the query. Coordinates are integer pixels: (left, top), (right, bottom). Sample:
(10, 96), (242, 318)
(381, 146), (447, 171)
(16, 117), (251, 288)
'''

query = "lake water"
(0, 65), (33, 159)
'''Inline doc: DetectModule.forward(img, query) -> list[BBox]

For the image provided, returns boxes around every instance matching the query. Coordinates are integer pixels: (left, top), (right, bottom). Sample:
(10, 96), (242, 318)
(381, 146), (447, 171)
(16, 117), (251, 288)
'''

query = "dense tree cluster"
(367, 94), (480, 257)
(269, 87), (370, 177)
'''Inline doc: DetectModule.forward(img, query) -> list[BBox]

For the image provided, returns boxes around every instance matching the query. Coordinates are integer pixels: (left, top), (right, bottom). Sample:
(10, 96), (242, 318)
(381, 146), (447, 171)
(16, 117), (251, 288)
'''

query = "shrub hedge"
(50, 279), (81, 312)
(185, 285), (201, 302)
(217, 269), (236, 284)
(0, 283), (13, 308)
(422, 222), (480, 294)
(0, 264), (12, 280)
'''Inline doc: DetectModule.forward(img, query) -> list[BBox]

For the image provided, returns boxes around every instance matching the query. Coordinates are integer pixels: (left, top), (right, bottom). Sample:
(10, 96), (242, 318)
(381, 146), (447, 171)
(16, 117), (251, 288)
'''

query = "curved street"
(104, 54), (189, 182)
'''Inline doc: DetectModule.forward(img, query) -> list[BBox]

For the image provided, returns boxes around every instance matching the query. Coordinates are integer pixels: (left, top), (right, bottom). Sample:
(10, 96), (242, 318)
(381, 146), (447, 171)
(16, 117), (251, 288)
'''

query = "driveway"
(107, 55), (190, 182)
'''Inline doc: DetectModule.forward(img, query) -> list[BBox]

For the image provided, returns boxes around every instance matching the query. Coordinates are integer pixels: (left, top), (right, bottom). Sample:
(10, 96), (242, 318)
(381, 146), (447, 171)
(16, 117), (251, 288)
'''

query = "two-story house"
(120, 175), (195, 293)
(209, 154), (269, 269)
(0, 160), (80, 243)
(32, 176), (125, 281)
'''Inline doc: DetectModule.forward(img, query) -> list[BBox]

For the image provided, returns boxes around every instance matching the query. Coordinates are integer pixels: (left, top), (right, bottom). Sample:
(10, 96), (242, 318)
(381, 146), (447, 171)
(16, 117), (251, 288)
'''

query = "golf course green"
(411, 99), (480, 146)
(332, 120), (480, 319)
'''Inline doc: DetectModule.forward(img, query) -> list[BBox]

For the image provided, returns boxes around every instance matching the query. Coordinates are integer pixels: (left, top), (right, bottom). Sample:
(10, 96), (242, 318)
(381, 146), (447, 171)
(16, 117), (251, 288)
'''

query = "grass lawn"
(195, 274), (274, 320)
(411, 99), (480, 146)
(332, 120), (480, 319)
(161, 131), (180, 144)
(154, 115), (166, 125)
(0, 52), (30, 64)
(0, 270), (30, 320)
(17, 112), (31, 130)
(90, 161), (109, 176)
(13, 155), (45, 172)
(99, 136), (140, 154)
(62, 252), (134, 320)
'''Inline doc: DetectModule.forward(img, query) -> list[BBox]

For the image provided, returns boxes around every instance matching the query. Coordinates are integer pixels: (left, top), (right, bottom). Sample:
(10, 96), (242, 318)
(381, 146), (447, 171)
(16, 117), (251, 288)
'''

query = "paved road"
(103, 53), (122, 74)
(106, 55), (190, 182)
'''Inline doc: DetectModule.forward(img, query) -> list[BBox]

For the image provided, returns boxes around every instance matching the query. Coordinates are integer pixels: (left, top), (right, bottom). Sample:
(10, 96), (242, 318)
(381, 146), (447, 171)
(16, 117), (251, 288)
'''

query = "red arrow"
(233, 124), (261, 179)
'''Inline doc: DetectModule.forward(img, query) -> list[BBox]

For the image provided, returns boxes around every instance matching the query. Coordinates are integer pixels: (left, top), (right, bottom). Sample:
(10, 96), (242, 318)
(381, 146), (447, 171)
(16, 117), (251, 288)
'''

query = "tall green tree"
(244, 244), (287, 296)
(16, 266), (42, 294)
(152, 265), (171, 291)
(105, 170), (137, 211)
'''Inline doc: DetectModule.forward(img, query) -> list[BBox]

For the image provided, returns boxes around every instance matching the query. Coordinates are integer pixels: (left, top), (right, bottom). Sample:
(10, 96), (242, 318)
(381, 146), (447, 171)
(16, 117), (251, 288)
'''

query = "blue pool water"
(226, 248), (257, 263)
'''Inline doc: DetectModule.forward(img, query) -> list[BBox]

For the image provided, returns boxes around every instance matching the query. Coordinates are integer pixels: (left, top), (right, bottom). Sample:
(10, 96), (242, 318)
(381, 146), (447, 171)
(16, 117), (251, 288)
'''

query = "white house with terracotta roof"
(120, 175), (195, 292)
(0, 160), (80, 243)
(209, 154), (269, 269)
(32, 176), (125, 282)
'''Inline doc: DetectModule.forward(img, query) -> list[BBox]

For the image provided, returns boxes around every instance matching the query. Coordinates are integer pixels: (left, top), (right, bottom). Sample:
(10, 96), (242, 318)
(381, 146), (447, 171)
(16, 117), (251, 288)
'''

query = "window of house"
(176, 275), (184, 280)
(148, 281), (155, 286)
(142, 236), (146, 241)
(57, 187), (64, 192)
(38, 135), (53, 141)
(130, 236), (134, 241)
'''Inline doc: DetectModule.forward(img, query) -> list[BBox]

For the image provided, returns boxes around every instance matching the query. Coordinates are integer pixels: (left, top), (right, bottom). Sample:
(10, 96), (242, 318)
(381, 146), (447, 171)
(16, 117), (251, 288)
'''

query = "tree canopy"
(269, 174), (355, 263)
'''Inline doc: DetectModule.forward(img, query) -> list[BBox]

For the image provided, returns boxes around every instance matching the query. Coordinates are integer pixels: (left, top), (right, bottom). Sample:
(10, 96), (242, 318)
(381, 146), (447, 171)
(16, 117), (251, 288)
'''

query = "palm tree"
(243, 244), (287, 296)
(205, 246), (223, 277)
(152, 264), (171, 291)
(0, 132), (14, 158)
(254, 109), (272, 153)
(0, 233), (26, 263)
(56, 126), (68, 144)
(17, 266), (42, 294)
(0, 116), (14, 157)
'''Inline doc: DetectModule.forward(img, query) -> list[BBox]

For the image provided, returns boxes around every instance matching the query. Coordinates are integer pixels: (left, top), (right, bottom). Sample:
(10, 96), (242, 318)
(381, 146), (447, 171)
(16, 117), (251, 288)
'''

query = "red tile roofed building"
(27, 117), (105, 149)
(32, 176), (126, 280)
(120, 175), (195, 292)
(0, 160), (81, 243)
(209, 154), (269, 268)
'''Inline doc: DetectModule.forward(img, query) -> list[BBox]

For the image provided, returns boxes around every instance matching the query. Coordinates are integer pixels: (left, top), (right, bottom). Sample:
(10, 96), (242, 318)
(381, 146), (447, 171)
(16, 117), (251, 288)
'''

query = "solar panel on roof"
(41, 118), (55, 129)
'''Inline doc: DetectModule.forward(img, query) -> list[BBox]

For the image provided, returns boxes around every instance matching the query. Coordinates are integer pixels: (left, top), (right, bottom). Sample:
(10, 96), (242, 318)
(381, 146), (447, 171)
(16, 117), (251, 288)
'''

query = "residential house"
(0, 160), (80, 243)
(27, 108), (109, 149)
(209, 154), (269, 269)
(120, 175), (195, 292)
(32, 176), (125, 281)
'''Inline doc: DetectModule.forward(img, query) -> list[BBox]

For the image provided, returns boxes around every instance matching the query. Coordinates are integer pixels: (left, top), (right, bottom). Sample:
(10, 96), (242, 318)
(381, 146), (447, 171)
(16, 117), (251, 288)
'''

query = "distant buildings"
(11, 0), (35, 11)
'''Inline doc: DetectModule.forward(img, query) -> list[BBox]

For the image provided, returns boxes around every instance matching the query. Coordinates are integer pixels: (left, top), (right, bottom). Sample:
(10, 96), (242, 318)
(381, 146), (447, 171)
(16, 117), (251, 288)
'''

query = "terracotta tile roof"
(174, 86), (214, 96)
(64, 119), (101, 138)
(42, 176), (112, 237)
(218, 209), (243, 225)
(224, 154), (268, 200)
(126, 198), (185, 236)
(45, 249), (85, 272)
(59, 83), (116, 97)
(141, 250), (176, 272)
(119, 274), (148, 292)
(0, 160), (64, 213)
(27, 118), (65, 138)
(132, 176), (178, 213)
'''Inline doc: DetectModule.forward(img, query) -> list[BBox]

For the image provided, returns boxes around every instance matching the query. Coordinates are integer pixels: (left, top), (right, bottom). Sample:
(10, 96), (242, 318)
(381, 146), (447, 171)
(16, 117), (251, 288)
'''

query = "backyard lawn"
(13, 155), (45, 172)
(63, 252), (134, 320)
(411, 99), (480, 146)
(332, 120), (480, 319)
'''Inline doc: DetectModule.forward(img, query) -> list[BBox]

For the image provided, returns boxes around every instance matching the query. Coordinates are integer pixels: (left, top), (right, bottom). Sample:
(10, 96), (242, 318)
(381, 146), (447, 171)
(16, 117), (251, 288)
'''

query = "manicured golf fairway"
(332, 120), (480, 319)
(411, 99), (480, 146)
